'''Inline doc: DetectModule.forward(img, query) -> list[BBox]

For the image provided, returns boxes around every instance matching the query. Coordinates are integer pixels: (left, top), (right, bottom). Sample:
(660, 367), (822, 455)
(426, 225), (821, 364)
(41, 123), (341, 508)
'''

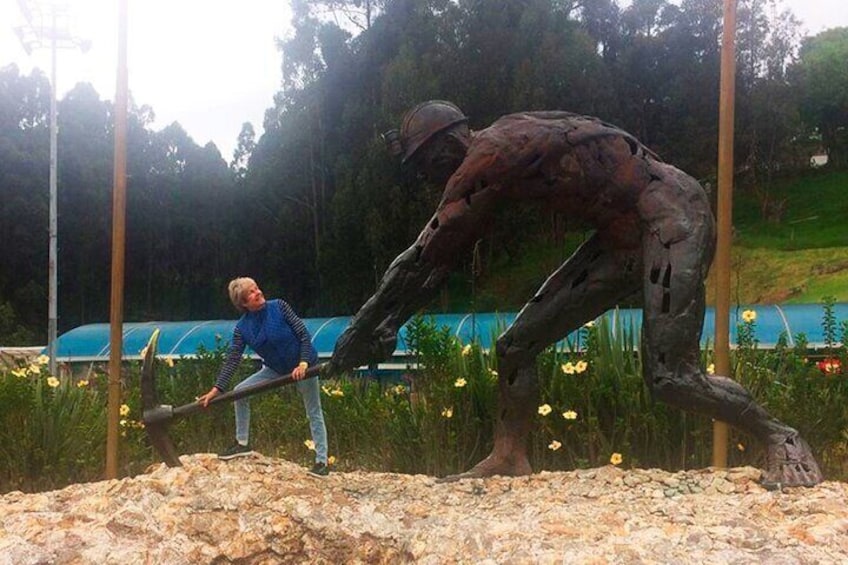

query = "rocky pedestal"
(1, 454), (847, 564)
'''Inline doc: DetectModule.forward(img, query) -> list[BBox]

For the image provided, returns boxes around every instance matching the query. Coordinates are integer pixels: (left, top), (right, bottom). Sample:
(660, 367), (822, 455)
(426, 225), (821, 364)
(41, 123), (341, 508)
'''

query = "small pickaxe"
(141, 328), (324, 466)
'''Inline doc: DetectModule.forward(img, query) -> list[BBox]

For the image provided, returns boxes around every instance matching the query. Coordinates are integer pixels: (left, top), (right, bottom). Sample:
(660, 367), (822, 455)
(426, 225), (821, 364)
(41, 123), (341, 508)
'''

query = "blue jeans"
(233, 364), (328, 464)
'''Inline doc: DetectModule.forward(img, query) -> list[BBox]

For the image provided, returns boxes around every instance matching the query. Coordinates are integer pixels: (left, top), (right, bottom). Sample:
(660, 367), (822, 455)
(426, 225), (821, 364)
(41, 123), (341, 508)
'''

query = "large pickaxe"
(141, 328), (324, 466)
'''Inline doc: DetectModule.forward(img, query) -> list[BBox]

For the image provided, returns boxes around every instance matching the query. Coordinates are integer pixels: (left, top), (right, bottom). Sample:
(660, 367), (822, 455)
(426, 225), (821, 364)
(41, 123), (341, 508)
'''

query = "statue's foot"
(761, 432), (823, 489)
(436, 451), (532, 483)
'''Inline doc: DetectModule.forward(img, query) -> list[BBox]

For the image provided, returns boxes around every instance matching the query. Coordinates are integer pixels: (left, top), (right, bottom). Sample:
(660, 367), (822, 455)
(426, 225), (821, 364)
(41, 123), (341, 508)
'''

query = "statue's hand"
(327, 324), (398, 375)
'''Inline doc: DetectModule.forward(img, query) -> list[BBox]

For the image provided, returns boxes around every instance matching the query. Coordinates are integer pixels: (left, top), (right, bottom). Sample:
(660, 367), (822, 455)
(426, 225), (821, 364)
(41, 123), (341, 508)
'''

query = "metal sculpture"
(329, 101), (823, 487)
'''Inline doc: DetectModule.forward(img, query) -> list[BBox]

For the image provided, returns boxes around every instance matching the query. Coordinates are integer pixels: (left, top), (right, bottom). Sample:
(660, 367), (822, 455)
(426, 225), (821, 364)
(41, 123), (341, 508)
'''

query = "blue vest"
(235, 299), (317, 374)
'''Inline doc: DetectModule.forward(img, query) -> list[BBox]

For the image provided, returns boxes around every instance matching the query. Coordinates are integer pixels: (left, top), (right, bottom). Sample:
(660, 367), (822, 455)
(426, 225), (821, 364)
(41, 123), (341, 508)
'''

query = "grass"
(733, 169), (848, 250)
(704, 247), (848, 304)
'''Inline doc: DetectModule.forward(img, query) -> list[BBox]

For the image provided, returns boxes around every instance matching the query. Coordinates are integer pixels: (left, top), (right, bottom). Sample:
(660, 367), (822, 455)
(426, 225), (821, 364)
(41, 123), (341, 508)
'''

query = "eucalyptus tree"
(0, 64), (51, 338)
(55, 83), (113, 328)
(734, 0), (804, 221)
(793, 27), (848, 168)
(231, 122), (256, 179)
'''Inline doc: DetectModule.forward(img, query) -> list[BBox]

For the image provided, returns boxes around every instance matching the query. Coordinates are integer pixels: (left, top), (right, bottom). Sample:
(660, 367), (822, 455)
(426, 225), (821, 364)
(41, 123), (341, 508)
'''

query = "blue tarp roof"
(52, 303), (847, 363)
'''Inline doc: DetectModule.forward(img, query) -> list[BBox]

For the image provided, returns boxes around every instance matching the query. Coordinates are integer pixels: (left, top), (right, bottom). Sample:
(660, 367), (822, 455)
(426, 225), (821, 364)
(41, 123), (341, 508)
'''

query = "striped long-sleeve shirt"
(214, 299), (316, 391)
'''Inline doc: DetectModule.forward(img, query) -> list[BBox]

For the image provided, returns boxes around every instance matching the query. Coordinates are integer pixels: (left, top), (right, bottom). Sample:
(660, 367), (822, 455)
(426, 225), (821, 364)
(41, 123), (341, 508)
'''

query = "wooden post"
(106, 0), (129, 480)
(713, 0), (738, 469)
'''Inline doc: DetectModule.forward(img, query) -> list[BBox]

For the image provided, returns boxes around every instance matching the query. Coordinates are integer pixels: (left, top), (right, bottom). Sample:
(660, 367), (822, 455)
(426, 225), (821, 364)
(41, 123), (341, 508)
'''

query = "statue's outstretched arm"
(329, 180), (498, 373)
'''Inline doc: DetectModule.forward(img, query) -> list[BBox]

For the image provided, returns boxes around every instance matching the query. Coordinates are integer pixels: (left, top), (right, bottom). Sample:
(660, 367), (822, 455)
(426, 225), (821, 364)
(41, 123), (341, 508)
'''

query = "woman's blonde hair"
(228, 277), (256, 312)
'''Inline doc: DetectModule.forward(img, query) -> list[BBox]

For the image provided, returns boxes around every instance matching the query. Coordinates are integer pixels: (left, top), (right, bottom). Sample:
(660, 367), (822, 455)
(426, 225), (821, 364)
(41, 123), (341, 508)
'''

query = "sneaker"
(308, 462), (330, 477)
(218, 443), (253, 460)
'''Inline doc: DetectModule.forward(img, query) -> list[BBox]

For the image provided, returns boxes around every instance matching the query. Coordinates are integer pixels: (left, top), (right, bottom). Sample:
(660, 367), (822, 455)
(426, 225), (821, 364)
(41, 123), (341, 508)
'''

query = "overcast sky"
(1, 0), (846, 160)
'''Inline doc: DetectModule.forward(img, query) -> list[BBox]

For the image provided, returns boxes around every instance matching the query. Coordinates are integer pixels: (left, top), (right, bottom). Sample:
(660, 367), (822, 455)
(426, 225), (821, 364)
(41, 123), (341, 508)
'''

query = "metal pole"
(14, 1), (88, 376)
(106, 0), (129, 479)
(713, 0), (738, 469)
(47, 8), (58, 378)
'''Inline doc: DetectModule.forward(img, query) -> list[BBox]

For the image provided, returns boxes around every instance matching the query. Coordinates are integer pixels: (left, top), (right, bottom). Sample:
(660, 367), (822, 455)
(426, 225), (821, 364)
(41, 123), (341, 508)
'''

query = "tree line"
(1, 0), (846, 345)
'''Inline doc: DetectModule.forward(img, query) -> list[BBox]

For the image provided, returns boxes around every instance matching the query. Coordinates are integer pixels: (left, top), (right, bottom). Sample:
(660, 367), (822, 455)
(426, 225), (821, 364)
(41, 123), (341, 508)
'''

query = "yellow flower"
(574, 360), (588, 373)
(304, 439), (315, 451)
(322, 385), (332, 395)
(538, 404), (552, 416)
(76, 379), (89, 388)
(331, 388), (344, 397)
(741, 309), (757, 323)
(393, 385), (406, 395)
(165, 357), (175, 368)
(461, 344), (472, 356)
(548, 440), (562, 451)
(441, 407), (453, 418)
(29, 364), (41, 375)
(610, 452), (623, 466)
(707, 363), (715, 375)
(47, 376), (60, 388)
(562, 410), (578, 420)
(488, 369), (498, 378)
(119, 419), (128, 427)
(561, 362), (575, 375)
(737, 443), (745, 452)
(328, 455), (336, 465)
(120, 404), (131, 417)
(36, 354), (50, 365)
(12, 368), (27, 378)
(454, 378), (467, 388)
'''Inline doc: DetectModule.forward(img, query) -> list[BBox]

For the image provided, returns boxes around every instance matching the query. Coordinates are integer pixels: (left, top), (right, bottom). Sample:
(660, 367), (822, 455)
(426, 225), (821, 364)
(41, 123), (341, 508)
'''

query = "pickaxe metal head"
(140, 328), (324, 467)
(141, 329), (182, 467)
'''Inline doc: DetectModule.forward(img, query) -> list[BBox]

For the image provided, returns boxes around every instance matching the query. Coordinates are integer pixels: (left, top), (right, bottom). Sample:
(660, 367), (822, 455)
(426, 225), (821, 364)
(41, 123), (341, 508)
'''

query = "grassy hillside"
(445, 169), (848, 310)
(718, 168), (848, 303)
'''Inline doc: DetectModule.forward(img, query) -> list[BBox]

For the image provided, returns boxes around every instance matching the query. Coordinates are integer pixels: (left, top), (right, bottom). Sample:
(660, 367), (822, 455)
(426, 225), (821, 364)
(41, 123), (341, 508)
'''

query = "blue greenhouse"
(51, 304), (847, 367)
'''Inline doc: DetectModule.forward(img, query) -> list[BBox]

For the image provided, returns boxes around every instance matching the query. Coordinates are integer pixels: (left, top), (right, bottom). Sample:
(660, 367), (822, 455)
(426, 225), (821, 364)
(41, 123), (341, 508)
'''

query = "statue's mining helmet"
(382, 100), (468, 164)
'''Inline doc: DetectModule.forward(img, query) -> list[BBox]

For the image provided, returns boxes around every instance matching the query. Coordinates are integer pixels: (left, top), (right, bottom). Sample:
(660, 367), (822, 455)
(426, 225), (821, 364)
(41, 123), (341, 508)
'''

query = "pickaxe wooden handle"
(140, 328), (324, 467)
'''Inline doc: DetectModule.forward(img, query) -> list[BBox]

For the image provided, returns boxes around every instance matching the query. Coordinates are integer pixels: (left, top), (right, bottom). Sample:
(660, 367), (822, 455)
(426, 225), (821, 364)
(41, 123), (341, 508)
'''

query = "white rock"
(1, 455), (846, 563)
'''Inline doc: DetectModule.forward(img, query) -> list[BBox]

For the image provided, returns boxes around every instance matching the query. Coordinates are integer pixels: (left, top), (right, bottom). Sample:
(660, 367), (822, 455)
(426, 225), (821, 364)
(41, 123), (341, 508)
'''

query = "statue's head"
(382, 100), (471, 184)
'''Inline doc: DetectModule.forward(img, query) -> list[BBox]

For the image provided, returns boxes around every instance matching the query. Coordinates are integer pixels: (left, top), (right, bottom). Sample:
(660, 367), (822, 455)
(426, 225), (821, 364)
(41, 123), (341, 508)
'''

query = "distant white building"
(810, 153), (829, 167)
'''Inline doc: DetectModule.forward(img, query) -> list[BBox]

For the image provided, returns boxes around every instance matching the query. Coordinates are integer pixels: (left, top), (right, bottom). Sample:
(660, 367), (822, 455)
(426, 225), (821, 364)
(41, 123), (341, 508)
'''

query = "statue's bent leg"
(441, 234), (641, 481)
(641, 226), (823, 487)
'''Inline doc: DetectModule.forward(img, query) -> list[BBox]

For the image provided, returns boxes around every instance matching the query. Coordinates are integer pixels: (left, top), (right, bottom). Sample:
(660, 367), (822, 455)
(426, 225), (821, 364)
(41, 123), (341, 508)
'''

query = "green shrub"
(2, 303), (846, 494)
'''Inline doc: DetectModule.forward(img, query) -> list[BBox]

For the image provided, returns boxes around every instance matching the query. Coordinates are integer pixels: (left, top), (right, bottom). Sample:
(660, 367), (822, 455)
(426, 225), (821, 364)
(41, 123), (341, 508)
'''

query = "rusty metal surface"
(331, 103), (822, 487)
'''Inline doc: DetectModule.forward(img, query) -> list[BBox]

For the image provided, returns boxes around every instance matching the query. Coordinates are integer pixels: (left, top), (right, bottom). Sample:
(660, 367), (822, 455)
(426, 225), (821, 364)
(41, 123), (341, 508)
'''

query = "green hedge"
(2, 303), (846, 494)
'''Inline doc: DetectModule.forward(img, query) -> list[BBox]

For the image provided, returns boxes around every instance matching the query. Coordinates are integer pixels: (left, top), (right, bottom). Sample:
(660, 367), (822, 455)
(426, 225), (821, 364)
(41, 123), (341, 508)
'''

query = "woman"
(198, 277), (329, 476)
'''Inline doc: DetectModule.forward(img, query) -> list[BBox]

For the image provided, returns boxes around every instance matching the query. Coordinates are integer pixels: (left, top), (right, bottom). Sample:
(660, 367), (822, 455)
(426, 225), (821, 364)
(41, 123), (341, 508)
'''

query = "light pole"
(13, 0), (89, 378)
